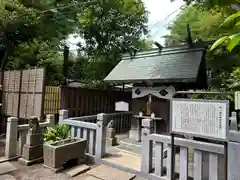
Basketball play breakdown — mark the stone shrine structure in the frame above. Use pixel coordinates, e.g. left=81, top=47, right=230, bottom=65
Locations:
left=106, top=120, right=117, bottom=146
left=19, top=116, right=44, bottom=165
left=104, top=43, right=208, bottom=142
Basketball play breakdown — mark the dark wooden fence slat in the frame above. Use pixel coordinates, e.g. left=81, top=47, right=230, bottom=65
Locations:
left=60, top=87, right=131, bottom=117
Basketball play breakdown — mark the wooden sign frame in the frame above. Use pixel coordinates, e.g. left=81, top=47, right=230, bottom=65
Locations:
left=170, top=98, right=229, bottom=142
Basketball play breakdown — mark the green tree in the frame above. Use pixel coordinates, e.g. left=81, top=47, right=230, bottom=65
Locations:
left=166, top=5, right=240, bottom=90
left=211, top=11, right=240, bottom=52
left=0, top=0, right=148, bottom=85
left=0, top=0, right=92, bottom=69
left=172, top=0, right=240, bottom=8
left=72, top=0, right=148, bottom=83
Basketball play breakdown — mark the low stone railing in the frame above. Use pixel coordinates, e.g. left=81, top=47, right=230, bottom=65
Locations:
left=61, top=111, right=132, bottom=134
left=141, top=118, right=225, bottom=180
left=5, top=114, right=55, bottom=160
left=59, top=110, right=107, bottom=160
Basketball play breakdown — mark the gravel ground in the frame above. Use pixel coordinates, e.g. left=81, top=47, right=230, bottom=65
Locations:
left=1, top=162, right=145, bottom=180
left=8, top=162, right=71, bottom=180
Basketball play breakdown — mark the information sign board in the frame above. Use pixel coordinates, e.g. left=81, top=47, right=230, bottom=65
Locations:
left=115, top=101, right=129, bottom=112
left=171, top=99, right=229, bottom=141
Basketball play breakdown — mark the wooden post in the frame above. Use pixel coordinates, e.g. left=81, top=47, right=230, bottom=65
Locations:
left=59, top=109, right=68, bottom=124
left=63, top=45, right=69, bottom=86
left=141, top=118, right=153, bottom=173
left=95, top=113, right=107, bottom=159
left=5, top=117, right=18, bottom=159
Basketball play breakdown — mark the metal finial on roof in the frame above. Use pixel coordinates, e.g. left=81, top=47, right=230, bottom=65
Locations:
left=186, top=24, right=193, bottom=48
left=154, top=42, right=163, bottom=52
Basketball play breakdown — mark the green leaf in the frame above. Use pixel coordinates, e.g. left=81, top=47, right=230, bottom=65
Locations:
left=222, top=11, right=240, bottom=26
left=43, top=124, right=71, bottom=143
left=227, top=33, right=240, bottom=52
left=210, top=36, right=228, bottom=51
left=236, top=21, right=240, bottom=26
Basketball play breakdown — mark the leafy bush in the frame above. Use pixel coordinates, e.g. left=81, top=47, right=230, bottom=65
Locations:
left=44, top=124, right=71, bottom=144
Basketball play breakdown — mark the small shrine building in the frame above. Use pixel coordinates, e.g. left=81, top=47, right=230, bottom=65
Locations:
left=104, top=43, right=208, bottom=141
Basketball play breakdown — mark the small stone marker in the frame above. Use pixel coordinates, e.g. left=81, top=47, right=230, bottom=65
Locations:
left=18, top=116, right=43, bottom=165
left=64, top=164, right=91, bottom=177
left=106, top=120, right=117, bottom=146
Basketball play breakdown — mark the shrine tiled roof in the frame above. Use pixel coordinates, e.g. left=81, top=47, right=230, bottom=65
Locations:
left=104, top=44, right=206, bottom=85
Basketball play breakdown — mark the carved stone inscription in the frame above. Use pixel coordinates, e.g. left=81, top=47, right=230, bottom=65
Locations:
left=171, top=100, right=228, bottom=140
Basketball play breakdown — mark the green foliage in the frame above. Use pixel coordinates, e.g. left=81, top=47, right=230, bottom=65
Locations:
left=190, top=91, right=233, bottom=101
left=210, top=36, right=228, bottom=51
left=0, top=0, right=149, bottom=85
left=72, top=0, right=148, bottom=82
left=172, top=0, right=240, bottom=8
left=166, top=5, right=225, bottom=42
left=44, top=124, right=71, bottom=144
left=210, top=11, right=240, bottom=52
left=166, top=5, right=240, bottom=91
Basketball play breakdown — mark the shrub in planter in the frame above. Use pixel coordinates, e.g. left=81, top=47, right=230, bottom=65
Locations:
left=44, top=124, right=71, bottom=144
left=43, top=124, right=86, bottom=171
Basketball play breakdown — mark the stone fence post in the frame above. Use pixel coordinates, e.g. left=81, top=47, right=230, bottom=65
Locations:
left=95, top=113, right=107, bottom=160
left=228, top=130, right=240, bottom=180
left=5, top=117, right=18, bottom=159
left=59, top=110, right=68, bottom=124
left=141, top=118, right=153, bottom=174
left=46, top=114, right=55, bottom=127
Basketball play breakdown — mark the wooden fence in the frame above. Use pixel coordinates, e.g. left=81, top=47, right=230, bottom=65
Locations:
left=0, top=68, right=46, bottom=135
left=60, top=86, right=132, bottom=117
left=2, top=68, right=46, bottom=118
left=44, top=86, right=60, bottom=115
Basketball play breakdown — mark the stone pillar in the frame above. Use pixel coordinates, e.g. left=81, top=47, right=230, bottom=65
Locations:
left=46, top=114, right=55, bottom=127
left=228, top=130, right=240, bottom=180
left=5, top=117, right=18, bottom=159
left=230, top=112, right=237, bottom=130
left=59, top=109, right=68, bottom=124
left=129, top=112, right=142, bottom=142
left=95, top=113, right=107, bottom=160
left=141, top=118, right=153, bottom=173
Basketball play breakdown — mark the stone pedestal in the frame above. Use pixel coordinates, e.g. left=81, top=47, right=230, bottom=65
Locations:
left=106, top=128, right=117, bottom=146
left=129, top=117, right=141, bottom=142
left=18, top=133, right=43, bottom=165
left=19, top=116, right=44, bottom=165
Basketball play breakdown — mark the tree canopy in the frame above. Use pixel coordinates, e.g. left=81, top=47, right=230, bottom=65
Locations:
left=0, top=0, right=149, bottom=86
left=172, top=0, right=240, bottom=8
left=166, top=4, right=240, bottom=91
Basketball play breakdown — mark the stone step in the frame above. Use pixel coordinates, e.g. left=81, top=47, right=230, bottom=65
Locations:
left=0, top=162, right=17, bottom=176
left=64, top=164, right=91, bottom=177
left=86, top=165, right=136, bottom=180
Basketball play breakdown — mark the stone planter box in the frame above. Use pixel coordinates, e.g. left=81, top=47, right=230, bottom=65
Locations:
left=43, top=138, right=86, bottom=171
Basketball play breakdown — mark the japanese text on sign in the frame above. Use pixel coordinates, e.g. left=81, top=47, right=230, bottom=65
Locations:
left=171, top=100, right=228, bottom=140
